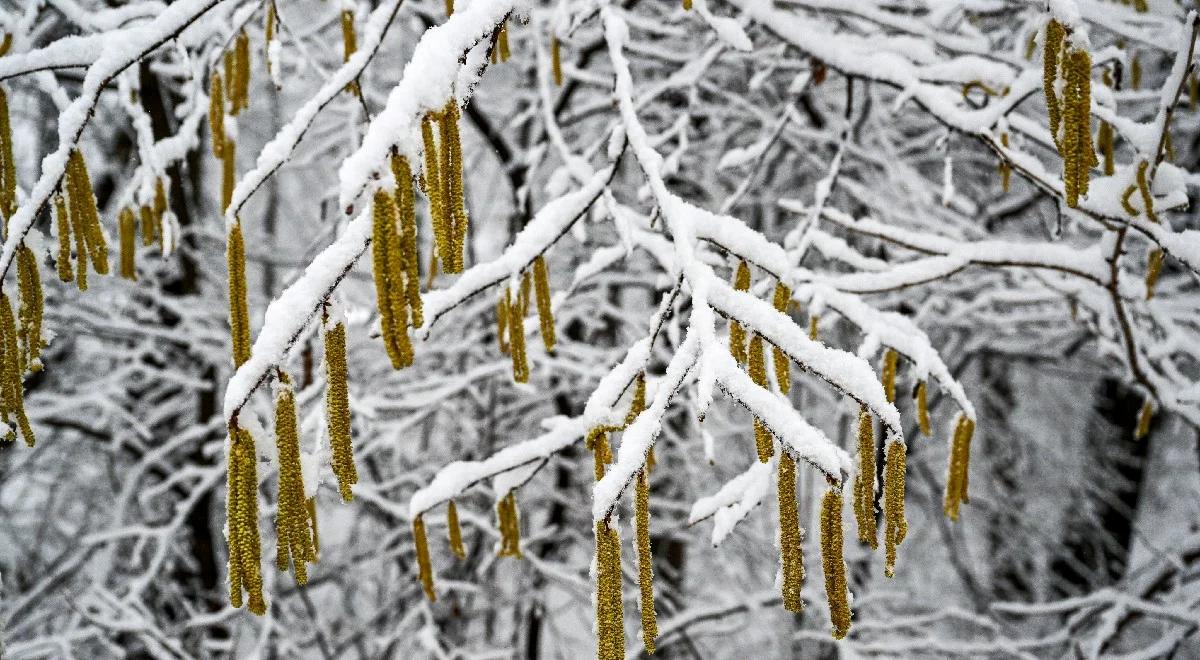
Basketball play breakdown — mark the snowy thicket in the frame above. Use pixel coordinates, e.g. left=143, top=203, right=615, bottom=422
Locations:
left=1, top=0, right=1199, bottom=657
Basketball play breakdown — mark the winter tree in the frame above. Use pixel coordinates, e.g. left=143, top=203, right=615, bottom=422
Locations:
left=1, top=0, right=1199, bottom=657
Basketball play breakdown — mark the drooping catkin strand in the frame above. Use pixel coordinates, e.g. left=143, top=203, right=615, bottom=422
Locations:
left=119, top=208, right=137, bottom=281
left=853, top=405, right=877, bottom=549
left=820, top=488, right=851, bottom=640
left=1136, top=160, right=1157, bottom=223
left=551, top=35, right=563, bottom=86
left=222, top=138, right=236, bottom=212
left=421, top=114, right=449, bottom=269
left=496, top=491, right=522, bottom=558
left=943, top=413, right=976, bottom=521
left=227, top=426, right=265, bottom=614
left=916, top=380, right=932, bottom=436
left=227, top=221, right=252, bottom=368
left=265, top=2, right=277, bottom=51
left=507, top=278, right=530, bottom=383
left=341, top=10, right=361, bottom=97
left=1145, top=248, right=1164, bottom=300
left=0, top=295, right=33, bottom=446
left=16, top=245, right=43, bottom=372
left=324, top=320, right=357, bottom=502
left=1135, top=401, right=1154, bottom=439
left=139, top=205, right=154, bottom=249
left=777, top=453, right=804, bottom=613
left=595, top=519, right=625, bottom=660
left=683, top=0, right=692, bottom=10
left=882, top=440, right=907, bottom=578
left=1098, top=121, right=1114, bottom=176
left=729, top=261, right=750, bottom=363
left=880, top=348, right=898, bottom=404
left=626, top=373, right=646, bottom=426
left=1130, top=54, right=1142, bottom=90
left=634, top=470, right=657, bottom=652
left=1043, top=20, right=1066, bottom=146
left=496, top=292, right=510, bottom=355
left=444, top=0, right=454, bottom=16
left=588, top=428, right=612, bottom=482
left=307, top=497, right=320, bottom=557
left=0, top=87, right=16, bottom=219
left=809, top=314, right=819, bottom=341
left=1121, top=185, right=1140, bottom=216
left=498, top=20, right=511, bottom=62
left=209, top=73, right=225, bottom=157
left=390, top=155, right=423, bottom=327
left=233, top=30, right=250, bottom=114
left=532, top=255, right=557, bottom=353
left=153, top=178, right=167, bottom=246
left=998, top=133, right=1011, bottom=193
left=224, top=51, right=236, bottom=105
left=772, top=283, right=791, bottom=394
left=1061, top=46, right=1096, bottom=209
left=749, top=334, right=774, bottom=463
left=65, top=149, right=108, bottom=275
left=440, top=100, right=468, bottom=273
left=54, top=195, right=73, bottom=283
left=68, top=186, right=89, bottom=290
left=371, top=190, right=414, bottom=369
left=274, top=374, right=315, bottom=585
left=447, top=500, right=466, bottom=559
left=413, top=514, right=437, bottom=601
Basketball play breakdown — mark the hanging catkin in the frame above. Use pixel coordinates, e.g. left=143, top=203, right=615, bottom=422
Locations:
left=227, top=425, right=265, bottom=614
left=749, top=334, right=773, bottom=462
left=589, top=427, right=612, bottom=482
left=390, top=155, right=423, bottom=327
left=809, top=314, right=819, bottom=341
left=232, top=30, right=250, bottom=114
left=551, top=35, right=563, bottom=86
left=998, top=133, right=1011, bottom=193
left=853, top=405, right=877, bottom=549
left=222, top=138, right=236, bottom=212
left=1145, top=248, right=1164, bottom=300
left=0, top=295, right=34, bottom=447
left=916, top=381, right=932, bottom=436
left=1135, top=401, right=1154, bottom=439
left=777, top=452, right=804, bottom=613
left=119, top=208, right=137, bottom=280
left=324, top=318, right=357, bottom=502
left=307, top=497, right=320, bottom=557
left=413, top=514, right=437, bottom=601
left=496, top=491, right=522, bottom=557
left=68, top=183, right=89, bottom=290
left=421, top=113, right=448, bottom=271
left=275, top=374, right=315, bottom=585
left=227, top=221, right=252, bottom=368
left=729, top=261, right=750, bottom=363
left=439, top=100, right=468, bottom=273
left=820, top=488, right=851, bottom=639
left=533, top=255, right=555, bottom=353
left=54, top=194, right=73, bottom=283
left=1136, top=160, right=1158, bottom=223
left=497, top=21, right=511, bottom=62
left=880, top=348, right=898, bottom=403
left=447, top=500, right=466, bottom=559
left=371, top=189, right=414, bottom=369
left=882, top=440, right=907, bottom=578
left=496, top=292, right=510, bottom=355
left=341, top=10, right=361, bottom=97
left=772, top=283, right=791, bottom=394
left=595, top=518, right=625, bottom=660
left=634, top=469, right=657, bottom=653
left=1098, top=121, right=1114, bottom=176
left=209, top=73, right=225, bottom=157
left=152, top=178, right=167, bottom=247
left=16, top=245, right=43, bottom=372
left=0, top=86, right=16, bottom=219
left=1044, top=20, right=1096, bottom=208
left=507, top=276, right=530, bottom=383
left=65, top=149, right=108, bottom=275
left=943, top=413, right=976, bottom=521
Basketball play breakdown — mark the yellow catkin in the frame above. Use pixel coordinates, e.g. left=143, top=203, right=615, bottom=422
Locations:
left=626, top=373, right=646, bottom=426
left=820, top=488, right=851, bottom=640
left=440, top=100, right=468, bottom=273
left=496, top=491, right=522, bottom=558
left=413, top=514, right=437, bottom=601
left=0, top=87, right=16, bottom=219
left=1061, top=46, right=1096, bottom=209
left=595, top=519, right=625, bottom=660
left=809, top=314, right=819, bottom=341
left=551, top=35, right=563, bottom=86
left=233, top=30, right=250, bottom=114
left=0, top=295, right=33, bottom=446
left=507, top=278, right=530, bottom=383
left=1121, top=185, right=1140, bottom=216
left=943, top=414, right=976, bottom=521
left=589, top=428, right=611, bottom=482
left=325, top=320, right=357, bottom=502
left=772, top=283, right=791, bottom=394
left=275, top=375, right=314, bottom=585
left=16, top=245, right=43, bottom=372
left=54, top=194, right=73, bottom=283
left=496, top=292, right=510, bottom=355
left=853, top=405, right=877, bottom=549
left=371, top=190, right=413, bottom=369
left=533, top=255, right=555, bottom=353
left=222, top=138, right=236, bottom=212
left=227, top=425, right=265, bottom=614
left=1135, top=401, right=1153, bottom=439
left=1145, top=248, right=1164, bottom=300
left=729, top=261, right=750, bottom=363
left=445, top=0, right=454, bottom=16
left=265, top=2, right=277, bottom=52
left=1098, top=121, right=1114, bottom=176
left=778, top=453, right=804, bottom=613
left=635, top=470, right=657, bottom=652
left=391, top=155, right=423, bottom=327
left=0, top=34, right=9, bottom=57
left=307, top=497, right=320, bottom=557
left=880, top=348, right=898, bottom=404
left=65, top=149, right=108, bottom=275
left=224, top=51, right=236, bottom=105
left=153, top=178, right=167, bottom=246
left=139, top=205, right=154, bottom=249
left=119, top=208, right=137, bottom=280
left=882, top=440, right=907, bottom=578
left=421, top=114, right=448, bottom=270
left=447, top=500, right=466, bottom=559
left=998, top=133, right=1011, bottom=193
left=341, top=10, right=361, bottom=97
left=1136, top=160, right=1157, bottom=223
left=68, top=189, right=88, bottom=291
left=749, top=334, right=774, bottom=462
left=1043, top=20, right=1066, bottom=146
left=227, top=221, right=251, bottom=368
left=498, top=21, right=511, bottom=62
left=683, top=0, right=692, bottom=10
left=209, top=73, right=225, bottom=158
left=1189, top=73, right=1198, bottom=111
left=1131, top=54, right=1142, bottom=90
left=916, top=380, right=932, bottom=436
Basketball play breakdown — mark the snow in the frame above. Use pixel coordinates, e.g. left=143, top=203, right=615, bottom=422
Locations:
left=688, top=460, right=773, bottom=545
